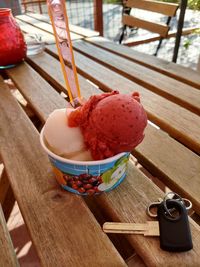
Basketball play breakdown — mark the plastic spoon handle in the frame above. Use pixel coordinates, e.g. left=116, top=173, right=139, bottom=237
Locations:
left=47, top=0, right=81, bottom=107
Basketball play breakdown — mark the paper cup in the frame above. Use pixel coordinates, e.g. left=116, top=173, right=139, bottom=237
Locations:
left=40, top=128, right=130, bottom=196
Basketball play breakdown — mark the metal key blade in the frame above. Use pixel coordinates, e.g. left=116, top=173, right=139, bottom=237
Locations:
left=103, top=222, right=159, bottom=236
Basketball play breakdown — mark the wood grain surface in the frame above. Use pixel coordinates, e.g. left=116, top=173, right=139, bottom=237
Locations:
left=0, top=205, right=19, bottom=267
left=134, top=124, right=200, bottom=213
left=16, top=14, right=82, bottom=41
left=25, top=52, right=101, bottom=99
left=85, top=36, right=200, bottom=89
left=26, top=13, right=100, bottom=38
left=2, top=57, right=200, bottom=265
left=95, top=163, right=200, bottom=267
left=7, top=63, right=68, bottom=123
left=0, top=77, right=126, bottom=267
left=16, top=18, right=55, bottom=44
left=126, top=0, right=178, bottom=16
left=126, top=253, right=146, bottom=267
left=10, top=54, right=200, bottom=215
left=72, top=40, right=200, bottom=115
left=2, top=19, right=200, bottom=266
left=122, top=15, right=169, bottom=38
left=45, top=45, right=200, bottom=154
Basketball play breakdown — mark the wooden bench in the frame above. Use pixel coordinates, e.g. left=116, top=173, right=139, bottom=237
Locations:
left=0, top=76, right=128, bottom=266
left=0, top=204, right=19, bottom=267
left=14, top=49, right=200, bottom=216
left=70, top=40, right=200, bottom=116
left=25, top=13, right=100, bottom=38
left=85, top=36, right=200, bottom=90
left=16, top=13, right=99, bottom=42
left=2, top=56, right=200, bottom=265
left=120, top=0, right=179, bottom=43
left=1, top=16, right=200, bottom=265
left=21, top=0, right=46, bottom=14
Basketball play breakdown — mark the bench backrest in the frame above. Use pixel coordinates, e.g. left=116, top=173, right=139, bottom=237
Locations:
left=21, top=0, right=46, bottom=14
left=122, top=0, right=179, bottom=37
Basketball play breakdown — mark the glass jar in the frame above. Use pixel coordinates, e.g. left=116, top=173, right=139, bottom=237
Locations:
left=0, top=8, right=27, bottom=69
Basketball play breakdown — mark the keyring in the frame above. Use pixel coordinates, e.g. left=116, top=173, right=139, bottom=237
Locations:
left=147, top=202, right=161, bottom=218
left=146, top=199, right=162, bottom=218
left=166, top=192, right=192, bottom=210
left=163, top=192, right=192, bottom=218
left=147, top=193, right=192, bottom=218
left=163, top=192, right=183, bottom=217
left=182, top=198, right=192, bottom=210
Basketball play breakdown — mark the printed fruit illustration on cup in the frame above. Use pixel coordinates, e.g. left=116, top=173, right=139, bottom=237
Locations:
left=60, top=154, right=130, bottom=195
left=98, top=155, right=129, bottom=191
left=63, top=173, right=103, bottom=195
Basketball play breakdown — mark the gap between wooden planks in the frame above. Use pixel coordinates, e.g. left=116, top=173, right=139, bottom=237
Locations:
left=0, top=77, right=127, bottom=267
left=6, top=60, right=200, bottom=214
left=4, top=66, right=200, bottom=266
left=85, top=36, right=200, bottom=90
left=44, top=46, right=200, bottom=154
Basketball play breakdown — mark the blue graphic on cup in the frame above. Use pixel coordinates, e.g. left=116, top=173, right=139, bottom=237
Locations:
left=40, top=128, right=130, bottom=195
left=48, top=153, right=130, bottom=195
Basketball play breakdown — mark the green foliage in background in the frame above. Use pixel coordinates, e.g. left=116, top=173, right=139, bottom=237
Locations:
left=104, top=0, right=122, bottom=3
left=159, top=0, right=200, bottom=10
left=105, top=0, right=200, bottom=10
left=188, top=0, right=200, bottom=9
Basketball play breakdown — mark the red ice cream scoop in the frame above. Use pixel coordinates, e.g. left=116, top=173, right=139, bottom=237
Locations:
left=68, top=91, right=147, bottom=160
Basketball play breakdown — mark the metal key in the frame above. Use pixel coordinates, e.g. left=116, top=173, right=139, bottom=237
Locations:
left=103, top=221, right=159, bottom=236
left=103, top=193, right=193, bottom=252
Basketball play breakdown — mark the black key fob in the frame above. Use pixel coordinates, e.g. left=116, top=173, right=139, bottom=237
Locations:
left=157, top=199, right=193, bottom=252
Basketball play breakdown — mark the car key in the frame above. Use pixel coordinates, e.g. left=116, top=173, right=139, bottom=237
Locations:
left=157, top=198, right=193, bottom=252
left=103, top=221, right=160, bottom=236
left=103, top=193, right=193, bottom=252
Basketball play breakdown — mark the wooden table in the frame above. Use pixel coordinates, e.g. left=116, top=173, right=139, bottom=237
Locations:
left=0, top=13, right=200, bottom=267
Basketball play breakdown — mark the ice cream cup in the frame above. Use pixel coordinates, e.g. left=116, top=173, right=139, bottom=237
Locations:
left=40, top=128, right=130, bottom=196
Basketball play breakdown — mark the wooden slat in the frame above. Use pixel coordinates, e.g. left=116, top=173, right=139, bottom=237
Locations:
left=6, top=62, right=101, bottom=122
left=124, top=27, right=200, bottom=46
left=126, top=254, right=146, bottom=267
left=22, top=0, right=46, bottom=4
left=134, top=124, right=200, bottom=214
left=6, top=62, right=67, bottom=123
left=71, top=40, right=200, bottom=115
left=5, top=61, right=200, bottom=266
left=16, top=14, right=82, bottom=40
left=85, top=36, right=200, bottom=89
left=126, top=0, right=178, bottom=16
left=25, top=54, right=101, bottom=97
left=26, top=13, right=100, bottom=38
left=95, top=163, right=200, bottom=267
left=13, top=53, right=200, bottom=214
left=16, top=18, right=55, bottom=44
left=122, top=15, right=169, bottom=37
left=45, top=45, right=200, bottom=154
left=0, top=77, right=126, bottom=267
left=22, top=0, right=45, bottom=14
left=0, top=205, right=19, bottom=267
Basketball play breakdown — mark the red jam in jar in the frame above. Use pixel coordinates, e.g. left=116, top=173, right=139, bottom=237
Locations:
left=0, top=8, right=27, bottom=69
